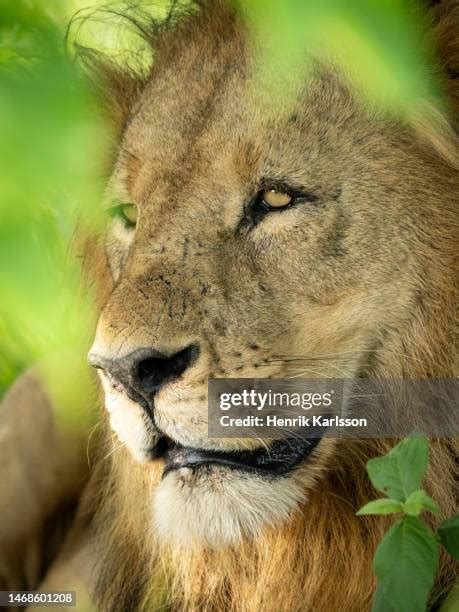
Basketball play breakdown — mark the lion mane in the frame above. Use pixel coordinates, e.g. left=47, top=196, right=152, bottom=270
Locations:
left=75, top=1, right=458, bottom=610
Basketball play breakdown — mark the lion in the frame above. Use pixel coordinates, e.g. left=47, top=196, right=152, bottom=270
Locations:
left=0, top=1, right=457, bottom=611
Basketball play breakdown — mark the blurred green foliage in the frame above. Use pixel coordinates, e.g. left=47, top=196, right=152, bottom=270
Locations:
left=0, top=1, right=163, bottom=405
left=0, top=0, right=447, bottom=404
left=0, top=0, right=107, bottom=410
left=246, top=0, right=443, bottom=116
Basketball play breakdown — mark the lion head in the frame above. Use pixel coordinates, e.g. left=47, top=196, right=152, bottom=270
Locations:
left=81, top=1, right=458, bottom=609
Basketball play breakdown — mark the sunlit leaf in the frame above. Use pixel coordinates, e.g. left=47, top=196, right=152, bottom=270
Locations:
left=366, top=434, right=429, bottom=502
left=403, top=489, right=439, bottom=517
left=357, top=499, right=404, bottom=516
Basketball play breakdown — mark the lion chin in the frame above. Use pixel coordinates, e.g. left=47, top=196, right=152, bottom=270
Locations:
left=105, top=388, right=321, bottom=548
left=100, top=370, right=325, bottom=547
left=153, top=465, right=307, bottom=548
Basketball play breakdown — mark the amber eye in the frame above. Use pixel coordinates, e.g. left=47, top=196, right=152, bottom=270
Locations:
left=109, top=203, right=138, bottom=229
left=261, top=189, right=293, bottom=210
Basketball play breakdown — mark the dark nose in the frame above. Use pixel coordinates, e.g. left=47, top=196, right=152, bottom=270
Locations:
left=88, top=345, right=200, bottom=398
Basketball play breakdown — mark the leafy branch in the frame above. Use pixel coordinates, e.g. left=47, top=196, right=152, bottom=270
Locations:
left=357, top=435, right=459, bottom=612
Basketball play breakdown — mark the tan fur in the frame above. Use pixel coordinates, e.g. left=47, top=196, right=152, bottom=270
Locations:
left=0, top=371, right=91, bottom=594
left=78, top=1, right=458, bottom=610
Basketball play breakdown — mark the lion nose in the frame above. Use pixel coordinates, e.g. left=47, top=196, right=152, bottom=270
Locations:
left=88, top=345, right=200, bottom=397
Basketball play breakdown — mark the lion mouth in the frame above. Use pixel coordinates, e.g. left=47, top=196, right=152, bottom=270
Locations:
left=158, top=436, right=322, bottom=478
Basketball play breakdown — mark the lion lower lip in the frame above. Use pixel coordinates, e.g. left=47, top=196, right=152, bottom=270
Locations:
left=159, top=436, right=322, bottom=478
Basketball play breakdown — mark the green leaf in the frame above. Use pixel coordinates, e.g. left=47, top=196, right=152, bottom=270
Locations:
left=372, top=516, right=439, bottom=612
left=357, top=499, right=403, bottom=516
left=402, top=490, right=439, bottom=517
left=366, top=435, right=429, bottom=502
left=438, top=515, right=459, bottom=561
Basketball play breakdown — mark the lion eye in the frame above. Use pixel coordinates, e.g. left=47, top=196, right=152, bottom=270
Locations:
left=241, top=182, right=319, bottom=230
left=261, top=189, right=293, bottom=210
left=109, top=203, right=138, bottom=229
